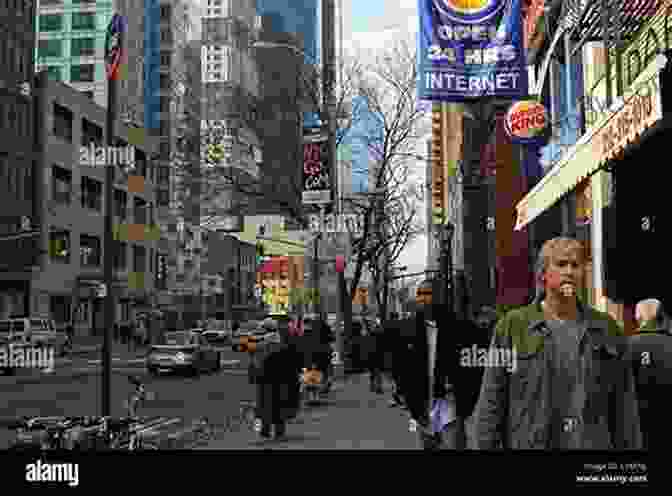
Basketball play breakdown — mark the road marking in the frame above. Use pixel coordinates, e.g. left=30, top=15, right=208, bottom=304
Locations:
left=133, top=417, right=181, bottom=435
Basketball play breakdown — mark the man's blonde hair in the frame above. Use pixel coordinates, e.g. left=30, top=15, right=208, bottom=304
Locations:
left=533, top=237, right=585, bottom=300
left=535, top=237, right=585, bottom=277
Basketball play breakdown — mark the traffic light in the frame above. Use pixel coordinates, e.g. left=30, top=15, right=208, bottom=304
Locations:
left=255, top=242, right=264, bottom=264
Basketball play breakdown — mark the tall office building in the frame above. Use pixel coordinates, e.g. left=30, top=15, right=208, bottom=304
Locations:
left=0, top=0, right=38, bottom=317
left=256, top=0, right=318, bottom=64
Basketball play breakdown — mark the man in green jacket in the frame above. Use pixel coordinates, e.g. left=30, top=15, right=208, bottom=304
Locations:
left=473, top=237, right=641, bottom=449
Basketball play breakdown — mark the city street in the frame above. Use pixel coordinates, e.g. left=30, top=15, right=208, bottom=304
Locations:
left=0, top=347, right=251, bottom=449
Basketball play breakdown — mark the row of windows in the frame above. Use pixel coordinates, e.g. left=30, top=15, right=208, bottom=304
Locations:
left=0, top=0, right=33, bottom=17
left=0, top=155, right=32, bottom=201
left=38, top=38, right=95, bottom=58
left=0, top=100, right=31, bottom=138
left=52, top=165, right=155, bottom=221
left=0, top=35, right=29, bottom=78
left=49, top=229, right=155, bottom=272
left=38, top=63, right=94, bottom=82
left=39, top=13, right=96, bottom=32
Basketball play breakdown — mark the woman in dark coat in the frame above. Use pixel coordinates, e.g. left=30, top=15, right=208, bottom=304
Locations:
left=254, top=328, right=304, bottom=439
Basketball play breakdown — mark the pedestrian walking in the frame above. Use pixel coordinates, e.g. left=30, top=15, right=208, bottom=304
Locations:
left=628, top=298, right=672, bottom=451
left=473, top=236, right=641, bottom=449
left=362, top=316, right=384, bottom=394
left=251, top=326, right=304, bottom=440
left=395, top=301, right=454, bottom=450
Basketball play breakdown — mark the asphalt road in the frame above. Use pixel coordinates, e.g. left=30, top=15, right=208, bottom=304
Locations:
left=0, top=348, right=254, bottom=449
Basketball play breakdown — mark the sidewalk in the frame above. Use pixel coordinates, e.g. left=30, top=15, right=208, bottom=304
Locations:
left=195, top=374, right=421, bottom=450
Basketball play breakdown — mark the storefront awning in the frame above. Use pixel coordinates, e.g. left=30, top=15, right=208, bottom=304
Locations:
left=514, top=56, right=666, bottom=231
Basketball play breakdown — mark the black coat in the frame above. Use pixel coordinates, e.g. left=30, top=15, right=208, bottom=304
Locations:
left=627, top=327, right=672, bottom=451
left=393, top=312, right=491, bottom=423
left=254, top=342, right=303, bottom=425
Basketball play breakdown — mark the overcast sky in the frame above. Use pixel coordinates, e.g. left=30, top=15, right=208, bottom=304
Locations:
left=343, top=0, right=428, bottom=279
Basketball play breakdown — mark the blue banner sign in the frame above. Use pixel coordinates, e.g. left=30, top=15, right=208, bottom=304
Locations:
left=417, top=0, right=527, bottom=101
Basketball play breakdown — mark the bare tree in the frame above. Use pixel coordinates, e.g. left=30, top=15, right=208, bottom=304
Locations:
left=340, top=35, right=427, bottom=318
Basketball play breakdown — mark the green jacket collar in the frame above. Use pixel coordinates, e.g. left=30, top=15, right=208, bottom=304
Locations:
left=520, top=299, right=608, bottom=337
left=637, top=319, right=666, bottom=334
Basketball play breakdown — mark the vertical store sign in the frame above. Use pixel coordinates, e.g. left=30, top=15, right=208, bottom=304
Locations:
left=431, top=105, right=447, bottom=224
left=417, top=0, right=528, bottom=101
left=104, top=14, right=125, bottom=81
left=302, top=132, right=332, bottom=204
left=144, top=0, right=161, bottom=131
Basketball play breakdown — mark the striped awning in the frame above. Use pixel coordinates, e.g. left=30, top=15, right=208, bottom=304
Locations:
left=515, top=57, right=665, bottom=231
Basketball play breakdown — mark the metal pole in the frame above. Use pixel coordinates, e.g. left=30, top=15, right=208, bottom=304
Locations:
left=102, top=28, right=121, bottom=418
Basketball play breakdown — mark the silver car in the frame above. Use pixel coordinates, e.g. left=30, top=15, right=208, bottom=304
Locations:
left=147, top=331, right=221, bottom=376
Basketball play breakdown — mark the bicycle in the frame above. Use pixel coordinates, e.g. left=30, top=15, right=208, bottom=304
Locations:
left=10, top=416, right=95, bottom=450
left=96, top=416, right=160, bottom=450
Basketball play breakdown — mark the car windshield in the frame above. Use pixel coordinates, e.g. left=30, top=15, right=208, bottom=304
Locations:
left=161, top=332, right=194, bottom=346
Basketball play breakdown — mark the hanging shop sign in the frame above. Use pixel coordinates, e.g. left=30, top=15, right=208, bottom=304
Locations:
left=504, top=100, right=548, bottom=144
left=104, top=14, right=125, bottom=81
left=302, top=133, right=332, bottom=205
left=417, top=0, right=528, bottom=101
left=514, top=56, right=665, bottom=231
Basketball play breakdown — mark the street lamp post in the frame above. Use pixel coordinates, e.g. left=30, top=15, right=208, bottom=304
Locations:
left=101, top=13, right=124, bottom=417
left=440, top=222, right=455, bottom=314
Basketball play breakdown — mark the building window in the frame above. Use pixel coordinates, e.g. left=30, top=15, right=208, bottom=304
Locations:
left=52, top=165, right=72, bottom=205
left=39, top=14, right=63, bottom=32
left=80, top=176, right=102, bottom=211
left=160, top=97, right=169, bottom=113
left=49, top=229, right=70, bottom=263
left=25, top=165, right=32, bottom=201
left=157, top=189, right=169, bottom=206
left=134, top=198, right=147, bottom=224
left=160, top=29, right=172, bottom=43
left=52, top=103, right=73, bottom=142
left=133, top=245, right=146, bottom=273
left=80, top=234, right=101, bottom=266
left=160, top=51, right=171, bottom=67
left=38, top=39, right=62, bottom=58
left=71, top=12, right=95, bottom=30
left=45, top=66, right=61, bottom=81
left=160, top=5, right=171, bottom=20
left=81, top=118, right=102, bottom=147
left=71, top=38, right=95, bottom=57
left=159, top=74, right=169, bottom=90
left=114, top=189, right=127, bottom=219
left=113, top=241, right=127, bottom=269
left=157, top=166, right=170, bottom=185
left=71, top=64, right=94, bottom=82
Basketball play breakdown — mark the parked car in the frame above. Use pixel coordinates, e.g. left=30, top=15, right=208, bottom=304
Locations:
left=146, top=331, right=221, bottom=376
left=230, top=321, right=275, bottom=351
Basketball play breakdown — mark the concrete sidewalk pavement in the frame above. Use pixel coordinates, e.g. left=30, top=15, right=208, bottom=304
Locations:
left=195, top=374, right=420, bottom=450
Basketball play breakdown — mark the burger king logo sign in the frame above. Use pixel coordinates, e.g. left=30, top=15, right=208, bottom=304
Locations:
left=504, top=100, right=548, bottom=144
